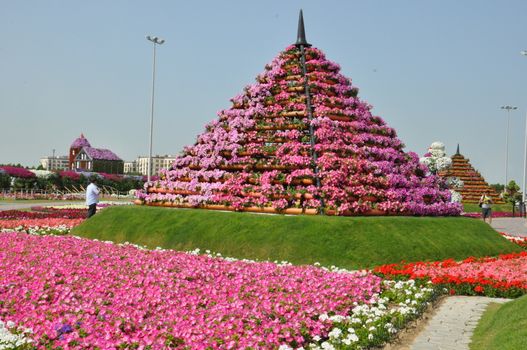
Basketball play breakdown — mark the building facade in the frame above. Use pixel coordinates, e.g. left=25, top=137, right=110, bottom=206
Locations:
left=124, top=161, right=137, bottom=174
left=69, top=134, right=124, bottom=174
left=69, top=134, right=91, bottom=170
left=135, top=155, right=175, bottom=176
left=39, top=156, right=69, bottom=171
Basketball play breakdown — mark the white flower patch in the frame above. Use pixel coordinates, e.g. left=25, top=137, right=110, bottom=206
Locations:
left=0, top=320, right=33, bottom=349
left=306, top=279, right=439, bottom=350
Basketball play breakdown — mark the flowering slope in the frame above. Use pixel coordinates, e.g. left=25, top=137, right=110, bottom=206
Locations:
left=375, top=252, right=527, bottom=298
left=138, top=45, right=460, bottom=216
left=0, top=232, right=382, bottom=349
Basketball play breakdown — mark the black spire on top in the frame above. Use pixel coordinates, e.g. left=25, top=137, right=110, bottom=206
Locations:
left=456, top=144, right=460, bottom=155
left=295, top=9, right=311, bottom=48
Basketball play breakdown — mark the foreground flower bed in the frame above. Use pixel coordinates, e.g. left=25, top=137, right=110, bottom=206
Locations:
left=0, top=233, right=438, bottom=349
left=374, top=252, right=527, bottom=298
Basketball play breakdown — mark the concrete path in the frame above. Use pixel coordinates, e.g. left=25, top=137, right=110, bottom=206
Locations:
left=410, top=296, right=510, bottom=350
left=490, top=217, right=527, bottom=237
left=0, top=201, right=84, bottom=211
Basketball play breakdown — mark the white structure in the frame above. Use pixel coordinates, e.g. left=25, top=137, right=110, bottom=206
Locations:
left=124, top=161, right=137, bottom=174
left=39, top=156, right=69, bottom=171
left=135, top=155, right=175, bottom=176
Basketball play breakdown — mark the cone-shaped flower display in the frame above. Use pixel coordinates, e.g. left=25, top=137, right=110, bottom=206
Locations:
left=137, top=42, right=461, bottom=216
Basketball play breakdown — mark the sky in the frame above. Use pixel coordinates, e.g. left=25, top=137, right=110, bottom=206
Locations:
left=1, top=0, right=527, bottom=186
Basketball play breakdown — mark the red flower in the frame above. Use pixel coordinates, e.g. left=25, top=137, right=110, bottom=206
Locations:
left=474, top=285, right=484, bottom=293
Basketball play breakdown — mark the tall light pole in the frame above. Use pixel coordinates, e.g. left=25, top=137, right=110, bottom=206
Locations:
left=146, top=35, right=165, bottom=183
left=501, top=105, right=518, bottom=191
left=521, top=51, right=527, bottom=205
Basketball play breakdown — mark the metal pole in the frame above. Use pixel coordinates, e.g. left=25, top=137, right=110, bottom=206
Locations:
left=148, top=42, right=157, bottom=183
left=298, top=45, right=325, bottom=210
left=505, top=109, right=510, bottom=188
left=523, top=111, right=527, bottom=212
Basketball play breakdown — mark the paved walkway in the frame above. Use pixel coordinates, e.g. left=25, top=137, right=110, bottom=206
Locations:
left=410, top=296, right=511, bottom=350
left=490, top=217, right=527, bottom=237
left=0, top=201, right=84, bottom=211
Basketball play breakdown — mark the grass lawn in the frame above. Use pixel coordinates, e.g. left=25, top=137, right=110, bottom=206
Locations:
left=470, top=295, right=527, bottom=350
left=463, top=203, right=513, bottom=213
left=72, top=206, right=522, bottom=270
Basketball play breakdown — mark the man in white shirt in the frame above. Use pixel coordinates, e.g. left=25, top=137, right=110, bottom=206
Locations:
left=86, top=177, right=100, bottom=218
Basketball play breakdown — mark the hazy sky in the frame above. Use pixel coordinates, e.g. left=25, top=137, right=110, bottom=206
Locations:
left=1, top=0, right=527, bottom=186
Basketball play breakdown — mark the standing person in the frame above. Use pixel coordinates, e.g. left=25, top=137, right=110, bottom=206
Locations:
left=86, top=177, right=100, bottom=218
left=479, top=190, right=493, bottom=224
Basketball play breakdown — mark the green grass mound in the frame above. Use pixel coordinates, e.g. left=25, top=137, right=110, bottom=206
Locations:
left=470, top=295, right=527, bottom=350
left=72, top=206, right=522, bottom=270
left=463, top=203, right=513, bottom=213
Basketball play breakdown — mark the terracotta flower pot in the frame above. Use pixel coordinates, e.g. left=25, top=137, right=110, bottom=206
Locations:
left=304, top=208, right=317, bottom=215
left=363, top=208, right=385, bottom=216
left=328, top=115, right=352, bottom=122
left=133, top=199, right=143, bottom=205
left=263, top=207, right=277, bottom=213
left=283, top=208, right=303, bottom=215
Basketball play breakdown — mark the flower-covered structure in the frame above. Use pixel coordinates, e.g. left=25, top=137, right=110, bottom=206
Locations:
left=68, top=134, right=124, bottom=174
left=439, top=145, right=504, bottom=204
left=137, top=12, right=461, bottom=216
left=420, top=142, right=463, bottom=204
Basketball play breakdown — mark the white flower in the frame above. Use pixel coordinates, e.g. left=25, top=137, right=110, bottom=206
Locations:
left=348, top=334, right=359, bottom=342
left=329, top=315, right=345, bottom=322
left=430, top=141, right=445, bottom=150
left=320, top=342, right=335, bottom=350
left=328, top=327, right=342, bottom=339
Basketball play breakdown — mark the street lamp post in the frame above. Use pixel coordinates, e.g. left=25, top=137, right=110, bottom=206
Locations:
left=501, top=105, right=518, bottom=192
left=521, top=51, right=527, bottom=210
left=146, top=35, right=165, bottom=183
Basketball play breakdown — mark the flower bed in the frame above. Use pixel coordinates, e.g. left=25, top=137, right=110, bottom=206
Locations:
left=0, top=209, right=86, bottom=220
left=462, top=211, right=516, bottom=218
left=374, top=252, right=527, bottom=298
left=0, top=192, right=84, bottom=201
left=0, top=218, right=84, bottom=235
left=0, top=233, right=438, bottom=349
left=500, top=232, right=527, bottom=249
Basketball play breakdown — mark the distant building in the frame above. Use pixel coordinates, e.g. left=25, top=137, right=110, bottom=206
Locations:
left=124, top=161, right=137, bottom=174
left=69, top=134, right=124, bottom=174
left=135, top=155, right=175, bottom=176
left=39, top=156, right=69, bottom=171
left=69, top=134, right=91, bottom=170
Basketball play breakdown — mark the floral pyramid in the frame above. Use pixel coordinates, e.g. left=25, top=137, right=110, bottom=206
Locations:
left=137, top=14, right=460, bottom=216
left=439, top=147, right=504, bottom=204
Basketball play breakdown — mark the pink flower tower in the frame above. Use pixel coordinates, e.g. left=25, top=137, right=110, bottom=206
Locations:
left=137, top=11, right=461, bottom=216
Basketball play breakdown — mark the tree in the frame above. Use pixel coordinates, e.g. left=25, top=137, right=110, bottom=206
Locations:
left=503, top=181, right=522, bottom=214
left=490, top=183, right=504, bottom=193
